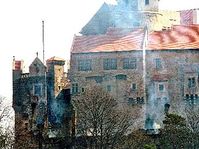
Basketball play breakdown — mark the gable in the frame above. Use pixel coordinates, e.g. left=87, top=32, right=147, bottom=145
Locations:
left=29, top=57, right=46, bottom=76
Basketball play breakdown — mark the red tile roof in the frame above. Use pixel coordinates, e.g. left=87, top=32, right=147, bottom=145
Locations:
left=14, top=61, right=22, bottom=70
left=46, top=56, right=65, bottom=62
left=71, top=25, right=199, bottom=53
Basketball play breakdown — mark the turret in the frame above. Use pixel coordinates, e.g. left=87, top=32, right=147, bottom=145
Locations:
left=46, top=56, right=65, bottom=97
left=12, top=56, right=23, bottom=81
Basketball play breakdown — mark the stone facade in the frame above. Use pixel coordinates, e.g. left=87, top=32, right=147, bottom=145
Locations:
left=70, top=50, right=199, bottom=106
left=13, top=56, right=75, bottom=148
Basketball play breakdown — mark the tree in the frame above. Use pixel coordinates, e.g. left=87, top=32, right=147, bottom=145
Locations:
left=159, top=113, right=190, bottom=148
left=0, top=96, right=14, bottom=148
left=185, top=105, right=199, bottom=148
left=73, top=86, right=135, bottom=149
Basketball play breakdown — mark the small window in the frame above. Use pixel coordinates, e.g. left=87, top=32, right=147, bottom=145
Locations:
left=154, top=58, right=162, bottom=70
left=103, top=59, right=117, bottom=70
left=34, top=84, right=42, bottom=97
left=82, top=88, right=85, bottom=92
left=145, top=0, right=149, bottom=5
left=128, top=98, right=136, bottom=105
left=86, top=76, right=103, bottom=83
left=107, top=85, right=111, bottom=92
left=58, top=86, right=61, bottom=90
left=163, top=97, right=168, bottom=102
left=116, top=74, right=127, bottom=80
left=123, top=58, right=137, bottom=69
left=159, top=84, right=164, bottom=91
left=131, top=83, right=137, bottom=91
left=188, top=77, right=196, bottom=88
left=78, top=59, right=92, bottom=71
left=72, top=83, right=78, bottom=94
left=137, top=97, right=144, bottom=104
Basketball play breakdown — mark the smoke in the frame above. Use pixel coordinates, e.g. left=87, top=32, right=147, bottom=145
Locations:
left=145, top=86, right=170, bottom=129
left=49, top=99, right=65, bottom=125
left=111, top=0, right=140, bottom=28
left=36, top=98, right=47, bottom=126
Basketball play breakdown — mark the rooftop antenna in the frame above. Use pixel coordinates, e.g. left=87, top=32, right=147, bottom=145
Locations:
left=42, top=20, right=45, bottom=64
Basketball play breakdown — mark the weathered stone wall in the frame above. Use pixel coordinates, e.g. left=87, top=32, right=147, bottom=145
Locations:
left=70, top=49, right=199, bottom=106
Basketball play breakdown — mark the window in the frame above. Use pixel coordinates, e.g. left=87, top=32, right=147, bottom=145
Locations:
left=78, top=59, right=92, bottom=71
left=123, top=58, right=137, bottom=69
left=86, top=76, right=103, bottom=83
left=128, top=98, right=136, bottom=105
left=115, top=74, right=127, bottom=80
left=145, top=0, right=149, bottom=5
left=72, top=83, right=78, bottom=94
left=131, top=83, right=137, bottom=91
left=163, top=97, right=168, bottom=102
left=103, top=59, right=117, bottom=70
left=82, top=88, right=85, bottom=92
left=137, top=97, right=144, bottom=104
left=154, top=58, right=162, bottom=70
left=107, top=85, right=111, bottom=92
left=188, top=77, right=196, bottom=88
left=33, top=84, right=42, bottom=97
left=159, top=84, right=164, bottom=91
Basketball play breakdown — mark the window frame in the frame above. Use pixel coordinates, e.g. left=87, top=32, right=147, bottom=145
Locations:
left=72, top=83, right=78, bottom=94
left=154, top=58, right=162, bottom=70
left=131, top=83, right=137, bottom=91
left=78, top=59, right=92, bottom=71
left=123, top=58, right=137, bottom=69
left=158, top=84, right=164, bottom=92
left=103, top=58, right=117, bottom=70
left=188, top=77, right=196, bottom=88
left=33, top=83, right=43, bottom=97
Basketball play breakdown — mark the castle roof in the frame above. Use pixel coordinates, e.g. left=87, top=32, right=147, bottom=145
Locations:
left=46, top=56, right=65, bottom=62
left=29, top=57, right=45, bottom=68
left=71, top=25, right=199, bottom=54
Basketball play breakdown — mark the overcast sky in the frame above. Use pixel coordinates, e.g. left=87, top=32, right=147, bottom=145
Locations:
left=0, top=0, right=199, bottom=100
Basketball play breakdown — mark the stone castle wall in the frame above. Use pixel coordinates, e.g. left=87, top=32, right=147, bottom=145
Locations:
left=70, top=49, right=199, bottom=106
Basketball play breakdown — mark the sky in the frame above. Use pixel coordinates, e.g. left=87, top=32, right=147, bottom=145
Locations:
left=0, top=0, right=199, bottom=101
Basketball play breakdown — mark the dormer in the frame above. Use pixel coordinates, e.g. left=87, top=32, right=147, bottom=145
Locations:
left=29, top=57, right=46, bottom=76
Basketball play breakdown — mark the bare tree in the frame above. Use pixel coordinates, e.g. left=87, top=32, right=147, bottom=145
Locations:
left=185, top=105, right=199, bottom=147
left=73, top=86, right=137, bottom=149
left=0, top=96, right=14, bottom=148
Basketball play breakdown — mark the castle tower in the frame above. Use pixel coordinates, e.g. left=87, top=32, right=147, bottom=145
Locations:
left=46, top=56, right=65, bottom=98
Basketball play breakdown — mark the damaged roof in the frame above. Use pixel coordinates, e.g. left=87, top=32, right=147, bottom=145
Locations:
left=71, top=25, right=199, bottom=53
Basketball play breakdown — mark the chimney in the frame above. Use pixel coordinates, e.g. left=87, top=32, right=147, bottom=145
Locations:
left=12, top=56, right=23, bottom=81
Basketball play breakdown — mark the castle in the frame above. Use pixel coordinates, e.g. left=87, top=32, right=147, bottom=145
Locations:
left=12, top=0, right=199, bottom=147
left=12, top=55, right=75, bottom=148
left=69, top=0, right=199, bottom=128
